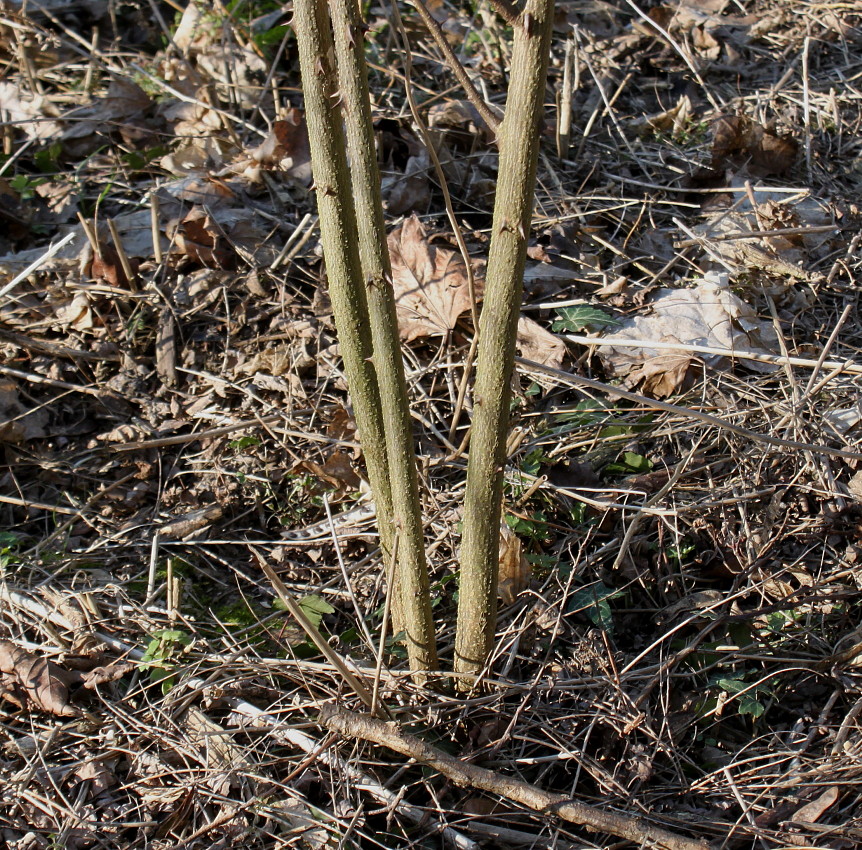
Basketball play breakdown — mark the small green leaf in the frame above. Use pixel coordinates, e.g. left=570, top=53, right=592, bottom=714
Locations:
left=552, top=305, right=621, bottom=333
left=738, top=695, right=765, bottom=718
left=298, top=595, right=335, bottom=629
left=604, top=451, right=652, bottom=475
left=229, top=435, right=261, bottom=450
left=568, top=581, right=622, bottom=632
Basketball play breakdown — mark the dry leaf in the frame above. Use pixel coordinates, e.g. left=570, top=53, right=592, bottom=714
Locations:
left=597, top=272, right=779, bottom=396
left=711, top=115, right=798, bottom=176
left=170, top=207, right=235, bottom=268
left=0, top=639, right=80, bottom=717
left=294, top=450, right=361, bottom=498
left=74, top=759, right=119, bottom=796
left=498, top=520, right=531, bottom=604
left=246, top=108, right=312, bottom=185
left=788, top=787, right=840, bottom=824
left=0, top=81, right=62, bottom=140
left=389, top=214, right=479, bottom=341
left=517, top=315, right=566, bottom=369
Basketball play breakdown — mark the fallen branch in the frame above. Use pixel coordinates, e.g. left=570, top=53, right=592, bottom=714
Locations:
left=320, top=705, right=711, bottom=850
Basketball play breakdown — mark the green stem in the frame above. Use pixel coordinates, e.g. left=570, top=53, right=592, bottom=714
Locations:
left=455, top=0, right=555, bottom=679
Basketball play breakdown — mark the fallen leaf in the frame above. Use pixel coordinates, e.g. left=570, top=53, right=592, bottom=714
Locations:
left=294, top=450, right=361, bottom=497
left=788, top=786, right=840, bottom=824
left=169, top=207, right=235, bottom=268
left=74, top=758, right=119, bottom=796
left=0, top=81, right=63, bottom=140
left=0, top=639, right=80, bottom=717
left=517, top=315, right=566, bottom=369
left=498, top=520, right=531, bottom=605
left=245, top=108, right=312, bottom=185
left=389, top=214, right=479, bottom=341
left=711, top=114, right=798, bottom=176
left=91, top=241, right=134, bottom=288
left=596, top=272, right=779, bottom=396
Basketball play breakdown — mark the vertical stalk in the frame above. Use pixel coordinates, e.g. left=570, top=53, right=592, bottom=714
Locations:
left=292, top=0, right=397, bottom=641
left=330, top=0, right=437, bottom=671
left=454, top=0, right=555, bottom=679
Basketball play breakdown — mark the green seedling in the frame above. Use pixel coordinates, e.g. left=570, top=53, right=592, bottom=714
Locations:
left=10, top=173, right=46, bottom=201
left=140, top=628, right=192, bottom=694
left=604, top=451, right=652, bottom=476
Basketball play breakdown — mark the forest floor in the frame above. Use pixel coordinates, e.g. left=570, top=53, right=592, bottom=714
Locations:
left=2, top=1, right=862, bottom=848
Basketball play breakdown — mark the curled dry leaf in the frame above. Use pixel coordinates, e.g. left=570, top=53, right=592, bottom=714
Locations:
left=388, top=214, right=480, bottom=341
left=498, top=520, right=531, bottom=605
left=711, top=114, right=798, bottom=176
left=0, top=639, right=80, bottom=717
left=597, top=272, right=778, bottom=398
left=517, top=315, right=566, bottom=369
left=244, top=108, right=312, bottom=186
left=169, top=207, right=235, bottom=268
left=293, top=450, right=361, bottom=499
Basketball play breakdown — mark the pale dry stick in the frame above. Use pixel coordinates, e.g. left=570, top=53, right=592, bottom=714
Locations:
left=150, top=193, right=163, bottom=264
left=0, top=230, right=76, bottom=301
left=579, top=51, right=638, bottom=160
left=145, top=530, right=161, bottom=603
left=82, top=26, right=99, bottom=92
left=107, top=218, right=137, bottom=291
left=675, top=224, right=837, bottom=247
left=387, top=2, right=483, bottom=445
left=271, top=213, right=316, bottom=270
left=832, top=696, right=862, bottom=756
left=0, top=364, right=103, bottom=397
left=604, top=172, right=811, bottom=196
left=721, top=766, right=761, bottom=840
left=0, top=589, right=479, bottom=850
left=672, top=216, right=738, bottom=274
left=802, top=34, right=813, bottom=180
left=0, top=132, right=36, bottom=178
left=323, top=495, right=377, bottom=656
left=514, top=356, right=862, bottom=461
left=0, top=494, right=80, bottom=516
left=561, top=335, right=862, bottom=377
left=827, top=231, right=861, bottom=285
left=556, top=36, right=575, bottom=159
left=75, top=212, right=100, bottom=257
left=321, top=705, right=710, bottom=850
left=372, top=533, right=400, bottom=719
left=573, top=64, right=611, bottom=162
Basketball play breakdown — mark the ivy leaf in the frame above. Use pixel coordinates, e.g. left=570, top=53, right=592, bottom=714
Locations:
left=552, top=305, right=620, bottom=333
